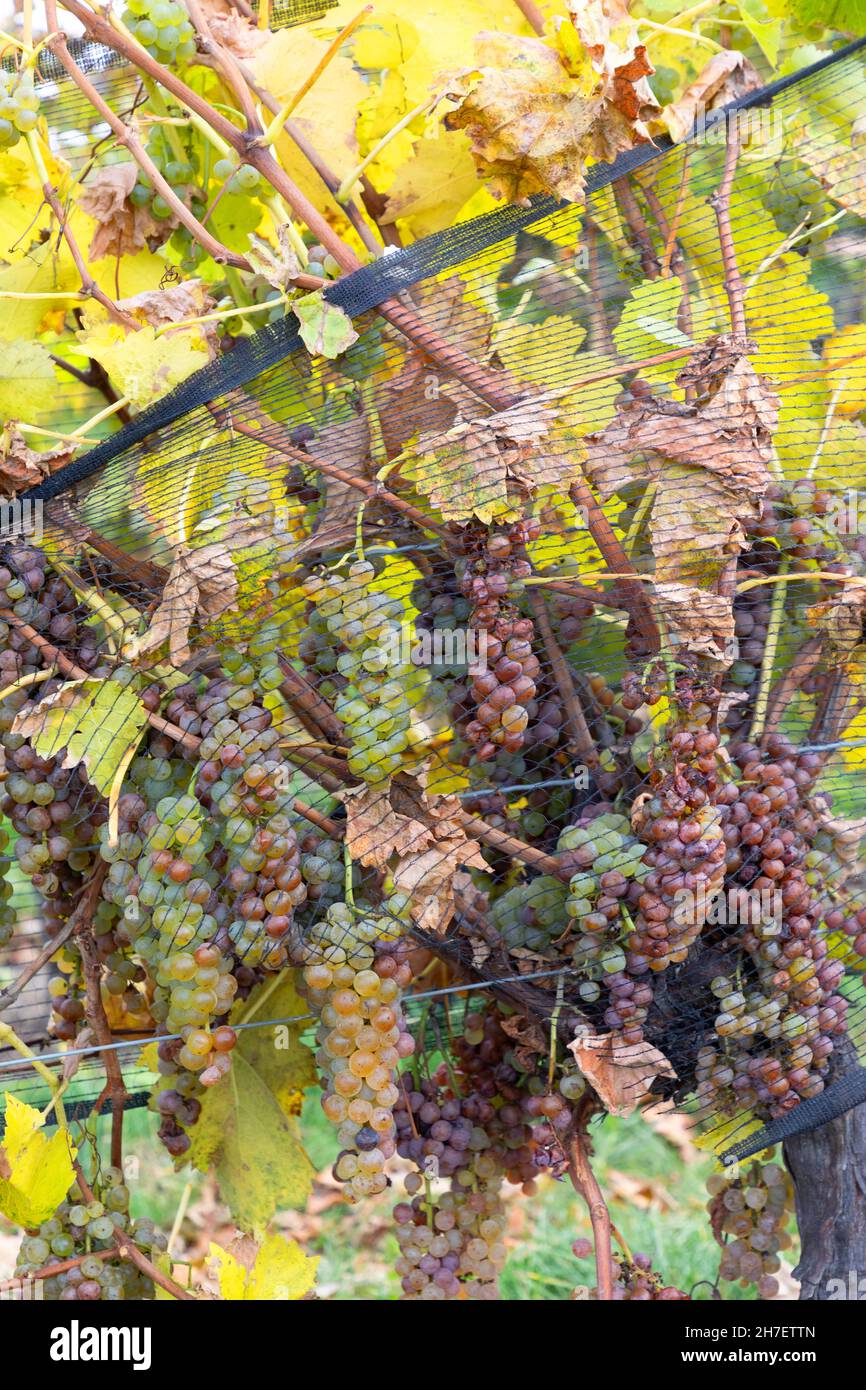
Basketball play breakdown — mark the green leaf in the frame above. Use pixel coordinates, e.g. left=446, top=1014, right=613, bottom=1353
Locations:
left=293, top=292, right=358, bottom=358
left=614, top=277, right=692, bottom=358
left=209, top=191, right=263, bottom=251
left=186, top=971, right=317, bottom=1232
left=735, top=0, right=782, bottom=65
left=784, top=0, right=866, bottom=33
left=0, top=340, right=58, bottom=423
left=11, top=679, right=149, bottom=797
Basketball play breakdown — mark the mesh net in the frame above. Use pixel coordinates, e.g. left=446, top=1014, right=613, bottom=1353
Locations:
left=3, top=36, right=866, bottom=1175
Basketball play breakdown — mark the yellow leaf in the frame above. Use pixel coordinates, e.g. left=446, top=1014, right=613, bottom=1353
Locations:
left=251, top=28, right=366, bottom=230
left=207, top=1242, right=249, bottom=1301
left=0, top=151, right=53, bottom=262
left=823, top=324, right=866, bottom=416
left=0, top=1095, right=76, bottom=1228
left=382, top=131, right=481, bottom=238
left=0, top=340, right=58, bottom=423
left=187, top=972, right=317, bottom=1231
left=209, top=1233, right=318, bottom=1300
left=322, top=0, right=534, bottom=122
left=494, top=313, right=587, bottom=388
left=695, top=1110, right=763, bottom=1166
left=77, top=315, right=211, bottom=410
left=352, top=12, right=420, bottom=70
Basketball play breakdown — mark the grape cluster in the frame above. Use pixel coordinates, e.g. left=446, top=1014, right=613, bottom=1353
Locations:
left=304, top=560, right=422, bottom=784
left=122, top=0, right=196, bottom=63
left=709, top=1159, right=794, bottom=1297
left=130, top=125, right=203, bottom=236
left=750, top=479, right=841, bottom=564
left=490, top=874, right=566, bottom=952
left=559, top=812, right=648, bottom=994
left=601, top=1251, right=689, bottom=1300
left=393, top=1162, right=506, bottom=1300
left=391, top=1002, right=581, bottom=1299
left=764, top=161, right=838, bottom=251
left=301, top=900, right=415, bottom=1202
left=0, top=547, right=111, bottom=982
left=0, top=69, right=39, bottom=150
left=14, top=1169, right=164, bottom=1301
left=297, top=825, right=344, bottom=908
left=694, top=734, right=848, bottom=1120
left=99, top=790, right=237, bottom=1154
left=723, top=593, right=773, bottom=735
left=458, top=523, right=541, bottom=761
left=628, top=698, right=727, bottom=986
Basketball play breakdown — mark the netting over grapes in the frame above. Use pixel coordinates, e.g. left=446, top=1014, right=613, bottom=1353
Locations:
left=3, top=34, right=866, bottom=1191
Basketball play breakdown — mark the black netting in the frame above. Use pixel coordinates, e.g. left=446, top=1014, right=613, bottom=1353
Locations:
left=4, top=35, right=866, bottom=1197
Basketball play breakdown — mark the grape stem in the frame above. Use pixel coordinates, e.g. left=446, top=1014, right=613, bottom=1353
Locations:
left=0, top=1246, right=115, bottom=1294
left=748, top=557, right=788, bottom=742
left=510, top=0, right=545, bottom=35
left=0, top=861, right=108, bottom=1019
left=336, top=94, right=439, bottom=205
left=710, top=120, right=748, bottom=342
left=528, top=590, right=600, bottom=769
left=74, top=893, right=130, bottom=1170
left=567, top=1116, right=614, bottom=1301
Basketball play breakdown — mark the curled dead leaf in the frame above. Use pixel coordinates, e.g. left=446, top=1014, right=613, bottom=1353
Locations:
left=79, top=163, right=168, bottom=260
left=0, top=428, right=74, bottom=495
left=654, top=582, right=735, bottom=665
left=406, top=393, right=582, bottom=524
left=567, top=1031, right=676, bottom=1117
left=661, top=51, right=763, bottom=144
left=340, top=775, right=486, bottom=935
left=131, top=543, right=238, bottom=668
left=499, top=1012, right=548, bottom=1057
left=247, top=226, right=303, bottom=292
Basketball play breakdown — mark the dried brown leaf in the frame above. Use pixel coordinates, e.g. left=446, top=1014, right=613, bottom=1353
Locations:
left=0, top=429, right=74, bottom=495
left=445, top=10, right=659, bottom=205
left=117, top=280, right=219, bottom=351
left=586, top=348, right=778, bottom=659
left=661, top=51, right=763, bottom=144
left=306, top=413, right=370, bottom=534
left=132, top=543, right=238, bottom=668
left=499, top=1012, right=548, bottom=1056
left=806, top=587, right=866, bottom=655
left=654, top=581, right=736, bottom=664
left=340, top=782, right=436, bottom=870
left=407, top=394, right=580, bottom=524
left=79, top=164, right=166, bottom=260
left=247, top=226, right=302, bottom=292
left=568, top=1031, right=676, bottom=1117
left=444, top=35, right=599, bottom=204
left=340, top=775, right=486, bottom=934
